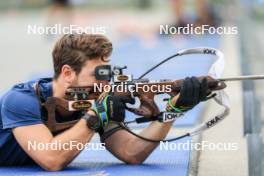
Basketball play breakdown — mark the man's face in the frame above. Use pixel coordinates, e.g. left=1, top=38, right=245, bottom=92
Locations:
left=71, top=59, right=109, bottom=87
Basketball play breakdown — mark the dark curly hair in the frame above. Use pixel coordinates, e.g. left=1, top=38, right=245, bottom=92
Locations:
left=52, top=33, right=113, bottom=79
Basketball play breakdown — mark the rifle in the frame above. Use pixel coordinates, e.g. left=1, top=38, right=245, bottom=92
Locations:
left=42, top=47, right=264, bottom=142
left=44, top=75, right=226, bottom=132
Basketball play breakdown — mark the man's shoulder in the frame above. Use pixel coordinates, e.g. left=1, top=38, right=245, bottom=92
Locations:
left=0, top=80, right=43, bottom=129
left=1, top=81, right=39, bottom=114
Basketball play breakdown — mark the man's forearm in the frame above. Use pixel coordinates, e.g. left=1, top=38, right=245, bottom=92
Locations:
left=49, top=118, right=95, bottom=169
left=125, top=121, right=174, bottom=163
left=15, top=114, right=96, bottom=171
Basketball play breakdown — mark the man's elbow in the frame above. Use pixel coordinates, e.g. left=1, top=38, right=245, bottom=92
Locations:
left=122, top=152, right=146, bottom=165
left=43, top=164, right=63, bottom=172
left=124, top=157, right=144, bottom=165
left=39, top=156, right=65, bottom=171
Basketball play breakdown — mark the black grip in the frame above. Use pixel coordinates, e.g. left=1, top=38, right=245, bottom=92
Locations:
left=135, top=116, right=158, bottom=123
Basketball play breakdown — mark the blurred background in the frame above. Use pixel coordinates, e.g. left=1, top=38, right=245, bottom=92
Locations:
left=0, top=0, right=263, bottom=176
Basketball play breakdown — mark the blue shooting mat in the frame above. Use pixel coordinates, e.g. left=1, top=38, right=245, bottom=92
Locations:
left=0, top=136, right=192, bottom=176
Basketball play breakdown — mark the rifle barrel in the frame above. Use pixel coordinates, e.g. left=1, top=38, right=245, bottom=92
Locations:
left=218, top=75, right=264, bottom=82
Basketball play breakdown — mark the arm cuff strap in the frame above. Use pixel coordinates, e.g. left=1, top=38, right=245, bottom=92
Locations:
left=167, top=97, right=184, bottom=113
left=93, top=96, right=109, bottom=126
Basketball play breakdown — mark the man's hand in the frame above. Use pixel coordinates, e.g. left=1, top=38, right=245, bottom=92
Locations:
left=93, top=95, right=135, bottom=126
left=167, top=76, right=212, bottom=112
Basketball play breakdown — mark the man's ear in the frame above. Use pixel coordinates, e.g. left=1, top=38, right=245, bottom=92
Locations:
left=61, top=65, right=76, bottom=84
